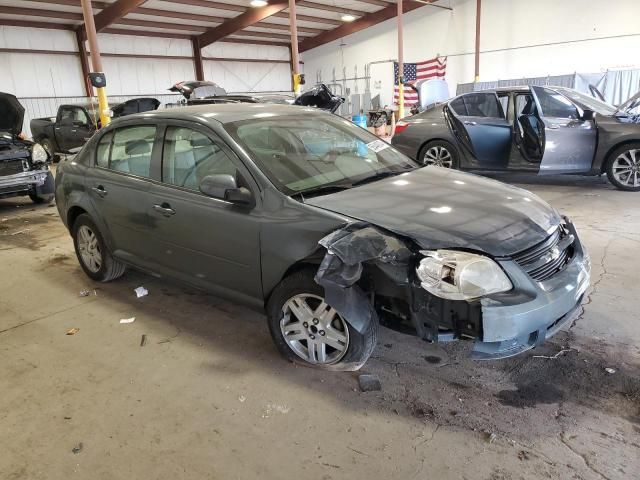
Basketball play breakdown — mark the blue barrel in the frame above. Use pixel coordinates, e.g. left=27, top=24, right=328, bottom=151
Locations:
left=352, top=114, right=367, bottom=129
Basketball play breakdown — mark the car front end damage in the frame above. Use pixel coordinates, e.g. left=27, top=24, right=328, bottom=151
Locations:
left=0, top=140, right=51, bottom=199
left=315, top=218, right=590, bottom=360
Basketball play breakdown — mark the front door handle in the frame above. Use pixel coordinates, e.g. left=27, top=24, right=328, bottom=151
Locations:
left=463, top=121, right=477, bottom=126
left=153, top=203, right=176, bottom=217
left=92, top=185, right=107, bottom=197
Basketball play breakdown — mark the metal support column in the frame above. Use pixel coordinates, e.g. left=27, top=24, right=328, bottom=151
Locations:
left=80, top=0, right=110, bottom=127
left=192, top=37, right=204, bottom=81
left=289, top=0, right=302, bottom=96
left=75, top=29, right=92, bottom=97
left=397, top=0, right=405, bottom=119
left=475, top=0, right=481, bottom=82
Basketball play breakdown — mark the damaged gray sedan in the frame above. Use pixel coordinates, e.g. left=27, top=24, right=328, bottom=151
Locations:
left=55, top=104, right=591, bottom=370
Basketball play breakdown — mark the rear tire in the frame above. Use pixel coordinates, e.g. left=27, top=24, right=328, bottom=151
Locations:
left=72, top=214, right=126, bottom=282
left=418, top=140, right=459, bottom=168
left=605, top=143, right=640, bottom=191
left=266, top=269, right=378, bottom=371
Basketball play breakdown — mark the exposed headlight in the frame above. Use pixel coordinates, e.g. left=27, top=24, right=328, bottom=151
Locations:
left=31, top=143, right=48, bottom=163
left=416, top=250, right=512, bottom=300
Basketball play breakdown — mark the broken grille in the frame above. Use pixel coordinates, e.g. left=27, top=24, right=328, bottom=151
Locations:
left=512, top=225, right=574, bottom=282
left=0, top=159, right=25, bottom=177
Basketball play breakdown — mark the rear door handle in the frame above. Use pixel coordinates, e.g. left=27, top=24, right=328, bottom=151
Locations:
left=92, top=185, right=107, bottom=197
left=153, top=203, right=176, bottom=217
left=463, top=121, right=477, bottom=126
left=547, top=125, right=560, bottom=130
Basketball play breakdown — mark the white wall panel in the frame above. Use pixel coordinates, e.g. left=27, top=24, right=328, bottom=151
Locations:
left=202, top=60, right=291, bottom=93
left=94, top=33, right=193, bottom=57
left=0, top=53, right=85, bottom=98
left=0, top=26, right=76, bottom=51
left=201, top=42, right=290, bottom=61
left=302, top=0, right=640, bottom=106
left=100, top=57, right=195, bottom=95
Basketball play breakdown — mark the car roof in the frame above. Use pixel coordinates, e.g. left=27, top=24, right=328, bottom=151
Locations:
left=122, top=103, right=327, bottom=124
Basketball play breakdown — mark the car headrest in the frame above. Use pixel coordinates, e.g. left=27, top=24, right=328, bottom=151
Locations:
left=125, top=139, right=151, bottom=156
left=521, top=98, right=535, bottom=115
left=190, top=135, right=211, bottom=147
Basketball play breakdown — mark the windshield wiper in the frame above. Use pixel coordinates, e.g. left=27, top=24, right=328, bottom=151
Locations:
left=351, top=170, right=406, bottom=187
left=294, top=183, right=353, bottom=199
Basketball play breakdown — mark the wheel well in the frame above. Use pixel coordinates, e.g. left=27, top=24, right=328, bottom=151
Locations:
left=66, top=206, right=87, bottom=231
left=600, top=141, right=640, bottom=173
left=264, top=260, right=321, bottom=307
left=418, top=138, right=457, bottom=158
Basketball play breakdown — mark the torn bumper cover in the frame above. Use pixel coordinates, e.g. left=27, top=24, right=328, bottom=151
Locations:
left=315, top=223, right=412, bottom=334
left=315, top=220, right=590, bottom=361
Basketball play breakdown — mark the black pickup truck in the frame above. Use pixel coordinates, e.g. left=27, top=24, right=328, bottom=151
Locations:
left=30, top=97, right=159, bottom=158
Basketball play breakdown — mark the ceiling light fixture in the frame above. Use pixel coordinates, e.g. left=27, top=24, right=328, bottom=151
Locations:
left=250, top=0, right=268, bottom=7
left=341, top=14, right=356, bottom=22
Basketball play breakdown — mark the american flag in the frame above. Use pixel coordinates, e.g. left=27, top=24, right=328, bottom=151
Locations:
left=393, top=56, right=447, bottom=106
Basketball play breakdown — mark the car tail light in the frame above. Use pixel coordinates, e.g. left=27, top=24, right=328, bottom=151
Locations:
left=394, top=121, right=410, bottom=135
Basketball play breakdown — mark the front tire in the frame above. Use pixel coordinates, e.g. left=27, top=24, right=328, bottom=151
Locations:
left=605, top=143, right=640, bottom=191
left=418, top=140, right=459, bottom=168
left=72, top=214, right=126, bottom=282
left=266, top=269, right=377, bottom=371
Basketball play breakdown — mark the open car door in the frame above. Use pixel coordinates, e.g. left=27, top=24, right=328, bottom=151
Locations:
left=446, top=92, right=511, bottom=169
left=529, top=86, right=597, bottom=174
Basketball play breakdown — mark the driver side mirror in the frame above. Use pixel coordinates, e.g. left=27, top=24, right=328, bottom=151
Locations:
left=581, top=109, right=595, bottom=121
left=199, top=174, right=254, bottom=207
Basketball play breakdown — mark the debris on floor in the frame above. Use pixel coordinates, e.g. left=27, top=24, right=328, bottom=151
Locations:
left=484, top=431, right=498, bottom=444
left=119, top=317, right=136, bottom=324
left=358, top=373, right=382, bottom=392
left=10, top=229, right=30, bottom=236
left=605, top=367, right=616, bottom=374
left=140, top=334, right=147, bottom=347
left=72, top=442, right=83, bottom=454
left=65, top=328, right=80, bottom=335
left=79, top=289, right=90, bottom=297
left=134, top=286, right=148, bottom=298
left=238, top=395, right=246, bottom=403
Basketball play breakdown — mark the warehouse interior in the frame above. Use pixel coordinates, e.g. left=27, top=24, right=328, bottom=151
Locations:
left=1, top=1, right=639, bottom=479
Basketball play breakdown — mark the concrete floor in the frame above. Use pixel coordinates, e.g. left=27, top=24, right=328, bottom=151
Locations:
left=1, top=173, right=639, bottom=480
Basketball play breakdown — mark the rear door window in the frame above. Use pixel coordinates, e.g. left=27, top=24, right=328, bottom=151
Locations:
left=449, top=93, right=504, bottom=118
left=108, top=125, right=157, bottom=178
left=95, top=131, right=113, bottom=168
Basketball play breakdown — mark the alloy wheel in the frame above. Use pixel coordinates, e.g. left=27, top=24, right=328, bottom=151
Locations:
left=612, top=149, right=640, bottom=187
left=423, top=146, right=453, bottom=167
left=280, top=294, right=349, bottom=365
left=77, top=225, right=102, bottom=273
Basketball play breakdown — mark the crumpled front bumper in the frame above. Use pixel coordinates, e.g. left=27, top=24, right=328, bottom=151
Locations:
left=0, top=169, right=49, bottom=189
left=471, top=221, right=591, bottom=360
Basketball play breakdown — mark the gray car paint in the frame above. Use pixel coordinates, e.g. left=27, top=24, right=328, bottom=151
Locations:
left=392, top=86, right=640, bottom=175
left=56, top=104, right=588, bottom=360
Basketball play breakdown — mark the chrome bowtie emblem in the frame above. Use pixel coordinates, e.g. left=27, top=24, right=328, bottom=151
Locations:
left=550, top=247, right=561, bottom=261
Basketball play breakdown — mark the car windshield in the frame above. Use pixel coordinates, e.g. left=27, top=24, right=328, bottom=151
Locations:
left=225, top=114, right=418, bottom=195
left=554, top=88, right=619, bottom=115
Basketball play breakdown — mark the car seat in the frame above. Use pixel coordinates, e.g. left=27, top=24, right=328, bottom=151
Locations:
left=518, top=98, right=543, bottom=159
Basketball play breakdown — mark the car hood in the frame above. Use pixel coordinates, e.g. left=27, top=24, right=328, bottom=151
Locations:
left=294, top=84, right=344, bottom=113
left=0, top=92, right=24, bottom=136
left=305, top=168, right=561, bottom=257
